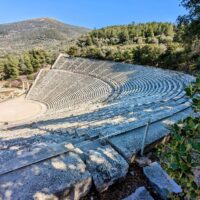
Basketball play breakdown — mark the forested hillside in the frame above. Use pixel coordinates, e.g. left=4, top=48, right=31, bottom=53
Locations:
left=68, top=20, right=199, bottom=73
left=78, top=22, right=175, bottom=45
left=0, top=0, right=199, bottom=81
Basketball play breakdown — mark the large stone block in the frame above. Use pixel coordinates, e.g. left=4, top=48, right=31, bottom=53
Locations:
left=0, top=152, right=92, bottom=200
left=0, top=142, right=74, bottom=176
left=143, top=162, right=182, bottom=200
left=86, top=145, right=129, bottom=192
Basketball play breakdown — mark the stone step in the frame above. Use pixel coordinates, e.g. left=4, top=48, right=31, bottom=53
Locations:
left=87, top=100, right=191, bottom=139
left=76, top=139, right=102, bottom=153
left=0, top=103, right=193, bottom=176
left=34, top=96, right=189, bottom=136
left=0, top=142, right=75, bottom=176
left=108, top=107, right=194, bottom=162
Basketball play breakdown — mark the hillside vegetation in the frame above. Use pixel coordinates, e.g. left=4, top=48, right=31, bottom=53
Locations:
left=68, top=21, right=199, bottom=73
left=0, top=18, right=90, bottom=80
left=1, top=0, right=199, bottom=81
left=0, top=18, right=90, bottom=56
left=0, top=49, right=54, bottom=80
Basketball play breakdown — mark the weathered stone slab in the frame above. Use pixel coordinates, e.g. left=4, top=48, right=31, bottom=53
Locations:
left=0, top=152, right=92, bottom=200
left=109, top=107, right=194, bottom=163
left=86, top=145, right=129, bottom=192
left=108, top=121, right=168, bottom=163
left=0, top=142, right=74, bottom=176
left=143, top=162, right=182, bottom=200
left=123, top=186, right=154, bottom=200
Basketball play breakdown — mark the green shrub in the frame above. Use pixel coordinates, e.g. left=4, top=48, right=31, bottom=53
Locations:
left=157, top=78, right=200, bottom=199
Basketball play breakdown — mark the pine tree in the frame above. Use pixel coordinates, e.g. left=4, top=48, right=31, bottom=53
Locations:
left=18, top=58, right=27, bottom=75
left=23, top=53, right=33, bottom=74
left=3, top=55, right=19, bottom=79
left=119, top=29, right=129, bottom=43
left=31, top=58, right=40, bottom=72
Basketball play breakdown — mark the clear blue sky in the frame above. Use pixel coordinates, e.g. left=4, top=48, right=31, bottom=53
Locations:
left=0, top=0, right=186, bottom=29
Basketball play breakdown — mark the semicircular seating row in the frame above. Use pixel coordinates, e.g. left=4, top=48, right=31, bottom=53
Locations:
left=0, top=55, right=196, bottom=185
left=26, top=69, right=112, bottom=113
left=0, top=55, right=196, bottom=200
left=27, top=55, right=194, bottom=116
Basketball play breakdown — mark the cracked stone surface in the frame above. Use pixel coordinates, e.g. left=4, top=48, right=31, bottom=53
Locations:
left=86, top=145, right=129, bottom=192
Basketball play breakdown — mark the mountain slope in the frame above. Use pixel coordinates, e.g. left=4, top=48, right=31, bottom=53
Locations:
left=0, top=18, right=90, bottom=55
